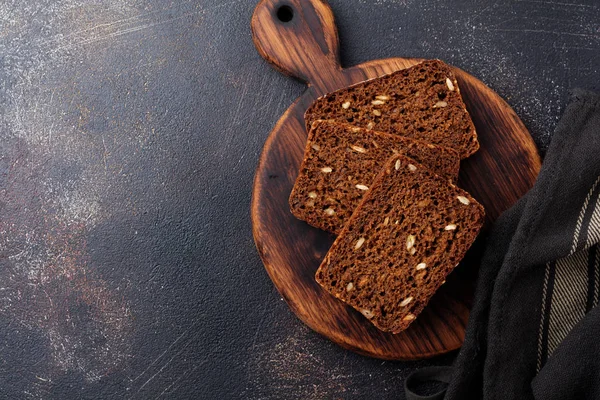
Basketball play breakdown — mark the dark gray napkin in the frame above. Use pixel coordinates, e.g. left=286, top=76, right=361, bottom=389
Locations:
left=406, top=89, right=600, bottom=400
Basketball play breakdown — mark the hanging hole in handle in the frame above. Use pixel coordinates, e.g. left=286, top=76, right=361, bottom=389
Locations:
left=276, top=5, right=294, bottom=23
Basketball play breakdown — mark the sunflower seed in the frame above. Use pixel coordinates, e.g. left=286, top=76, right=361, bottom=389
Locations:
left=400, top=297, right=414, bottom=307
left=406, top=235, right=416, bottom=250
left=354, top=238, right=366, bottom=250
left=457, top=196, right=470, bottom=205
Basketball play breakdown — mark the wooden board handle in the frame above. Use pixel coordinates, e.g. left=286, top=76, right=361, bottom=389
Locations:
left=251, top=0, right=344, bottom=89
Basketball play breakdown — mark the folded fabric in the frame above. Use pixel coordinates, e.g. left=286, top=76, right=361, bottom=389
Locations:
left=405, top=89, right=600, bottom=400
left=532, top=305, right=600, bottom=400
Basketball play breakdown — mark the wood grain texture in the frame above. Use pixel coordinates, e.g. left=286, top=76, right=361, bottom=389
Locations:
left=250, top=0, right=541, bottom=360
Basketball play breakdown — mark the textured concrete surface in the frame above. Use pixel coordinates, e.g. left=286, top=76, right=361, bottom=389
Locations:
left=0, top=0, right=598, bottom=398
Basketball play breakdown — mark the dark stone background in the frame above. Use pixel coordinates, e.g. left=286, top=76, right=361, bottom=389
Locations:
left=0, top=0, right=597, bottom=398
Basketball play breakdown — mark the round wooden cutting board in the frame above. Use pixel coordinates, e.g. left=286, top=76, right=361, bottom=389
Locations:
left=250, top=0, right=541, bottom=360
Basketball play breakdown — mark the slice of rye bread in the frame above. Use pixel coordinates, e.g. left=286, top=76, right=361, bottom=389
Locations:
left=304, top=59, right=478, bottom=159
left=289, top=120, right=461, bottom=234
left=315, top=154, right=485, bottom=334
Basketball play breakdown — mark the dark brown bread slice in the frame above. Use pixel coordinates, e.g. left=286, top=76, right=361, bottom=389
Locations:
left=315, top=154, right=485, bottom=334
left=304, top=59, right=478, bottom=159
left=289, top=120, right=461, bottom=234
